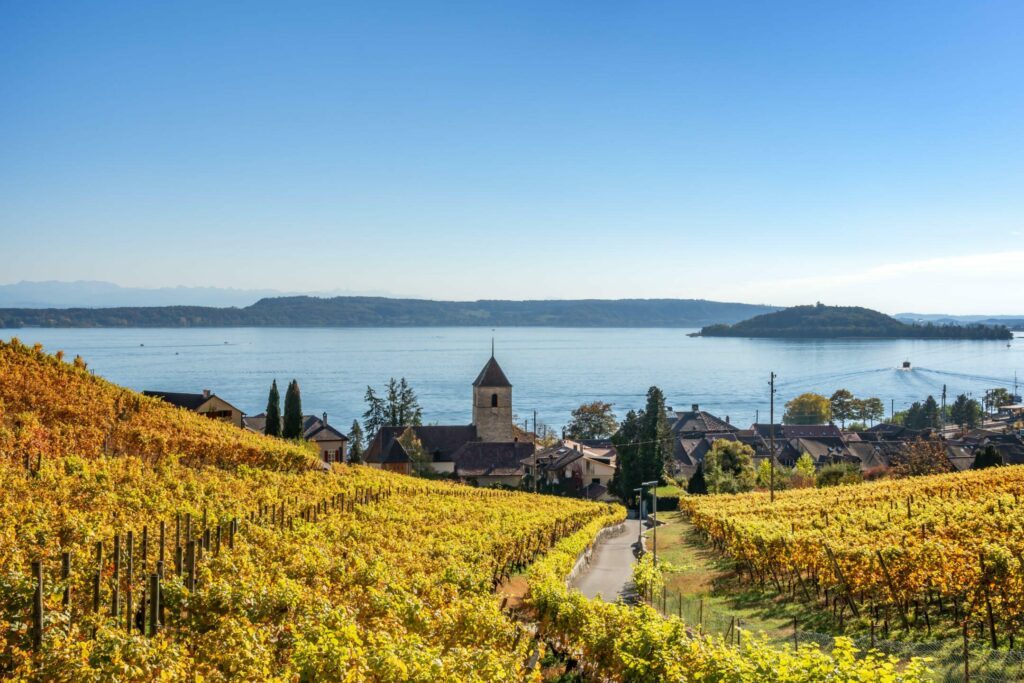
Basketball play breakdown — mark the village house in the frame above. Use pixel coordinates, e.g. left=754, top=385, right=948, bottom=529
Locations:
left=363, top=353, right=535, bottom=484
left=525, top=439, right=618, bottom=500
left=243, top=412, right=349, bottom=462
left=143, top=389, right=244, bottom=427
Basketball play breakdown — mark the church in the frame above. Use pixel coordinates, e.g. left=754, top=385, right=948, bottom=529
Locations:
left=363, top=353, right=535, bottom=486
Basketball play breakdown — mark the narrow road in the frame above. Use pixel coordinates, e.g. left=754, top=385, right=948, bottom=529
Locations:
left=572, top=518, right=643, bottom=601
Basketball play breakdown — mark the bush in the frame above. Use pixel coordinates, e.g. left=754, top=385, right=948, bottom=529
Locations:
left=816, top=462, right=862, bottom=487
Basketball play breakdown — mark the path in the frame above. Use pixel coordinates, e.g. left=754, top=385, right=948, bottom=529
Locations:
left=572, top=518, right=643, bottom=601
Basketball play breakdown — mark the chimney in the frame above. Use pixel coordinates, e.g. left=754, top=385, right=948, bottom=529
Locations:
left=322, top=411, right=328, bottom=425
left=726, top=415, right=730, bottom=424
left=202, top=389, right=211, bottom=399
left=692, top=404, right=699, bottom=412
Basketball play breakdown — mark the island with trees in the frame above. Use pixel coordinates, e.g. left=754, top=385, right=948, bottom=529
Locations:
left=698, top=303, right=1013, bottom=340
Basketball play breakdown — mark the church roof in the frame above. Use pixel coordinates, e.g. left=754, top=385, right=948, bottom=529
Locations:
left=472, top=356, right=511, bottom=388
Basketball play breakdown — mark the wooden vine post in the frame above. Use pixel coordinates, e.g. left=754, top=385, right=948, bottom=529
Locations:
left=31, top=560, right=43, bottom=652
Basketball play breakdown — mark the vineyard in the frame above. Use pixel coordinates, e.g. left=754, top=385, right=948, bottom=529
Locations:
left=0, top=338, right=936, bottom=681
left=681, top=466, right=1024, bottom=650
left=0, top=339, right=611, bottom=680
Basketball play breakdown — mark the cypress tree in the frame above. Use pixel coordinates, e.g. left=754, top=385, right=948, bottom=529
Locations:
left=282, top=379, right=303, bottom=439
left=264, top=380, right=281, bottom=437
left=972, top=444, right=1003, bottom=470
left=348, top=420, right=365, bottom=464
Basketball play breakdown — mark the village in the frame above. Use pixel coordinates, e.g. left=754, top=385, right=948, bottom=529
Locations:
left=144, top=351, right=1024, bottom=504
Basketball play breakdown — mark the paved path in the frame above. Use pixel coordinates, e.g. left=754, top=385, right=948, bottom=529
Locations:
left=572, top=518, right=643, bottom=601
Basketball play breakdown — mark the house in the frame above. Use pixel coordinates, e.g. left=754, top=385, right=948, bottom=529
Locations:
left=364, top=353, right=535, bottom=484
left=242, top=412, right=349, bottom=462
left=672, top=428, right=770, bottom=479
left=526, top=439, right=617, bottom=500
left=666, top=405, right=738, bottom=476
left=144, top=389, right=244, bottom=427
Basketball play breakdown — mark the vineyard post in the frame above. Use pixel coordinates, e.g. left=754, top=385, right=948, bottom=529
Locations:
left=186, top=540, right=196, bottom=591
left=175, top=545, right=183, bottom=578
left=792, top=618, right=798, bottom=650
left=874, top=550, right=910, bottom=630
left=963, top=619, right=970, bottom=682
left=61, top=551, right=71, bottom=609
left=92, top=541, right=102, bottom=615
left=126, top=530, right=134, bottom=633
left=148, top=573, right=160, bottom=637
left=159, top=520, right=166, bottom=566
left=156, top=560, right=165, bottom=625
left=31, top=559, right=43, bottom=652
left=823, top=544, right=859, bottom=618
left=111, top=534, right=121, bottom=619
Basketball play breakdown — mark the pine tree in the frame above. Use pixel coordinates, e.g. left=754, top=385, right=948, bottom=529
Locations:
left=637, top=386, right=671, bottom=485
left=348, top=420, right=365, bottom=464
left=610, top=409, right=642, bottom=502
left=385, top=378, right=401, bottom=426
left=363, top=386, right=386, bottom=438
left=972, top=444, right=1003, bottom=470
left=264, top=379, right=281, bottom=437
left=282, top=379, right=303, bottom=439
left=687, top=462, right=707, bottom=495
left=398, top=378, right=423, bottom=426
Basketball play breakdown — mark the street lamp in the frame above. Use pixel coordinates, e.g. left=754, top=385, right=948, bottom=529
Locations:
left=642, top=480, right=659, bottom=565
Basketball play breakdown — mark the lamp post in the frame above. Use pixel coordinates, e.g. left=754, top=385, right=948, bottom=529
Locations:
left=633, top=486, right=645, bottom=546
left=642, top=480, right=659, bottom=565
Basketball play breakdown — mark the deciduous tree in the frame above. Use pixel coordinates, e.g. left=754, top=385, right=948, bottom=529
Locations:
left=783, top=393, right=831, bottom=425
left=703, top=440, right=756, bottom=494
left=829, top=389, right=855, bottom=428
left=565, top=401, right=618, bottom=440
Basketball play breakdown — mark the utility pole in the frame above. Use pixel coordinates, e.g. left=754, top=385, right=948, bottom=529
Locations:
left=942, top=384, right=947, bottom=431
left=769, top=372, right=776, bottom=503
left=891, top=398, right=894, bottom=422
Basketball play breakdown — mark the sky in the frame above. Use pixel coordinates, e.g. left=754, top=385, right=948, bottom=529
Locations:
left=1, top=1, right=1023, bottom=314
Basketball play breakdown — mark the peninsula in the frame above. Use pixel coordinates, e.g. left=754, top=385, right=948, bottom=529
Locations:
left=698, top=304, right=1013, bottom=340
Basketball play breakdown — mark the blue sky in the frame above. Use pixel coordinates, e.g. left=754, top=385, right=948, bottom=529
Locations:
left=2, top=1, right=1022, bottom=313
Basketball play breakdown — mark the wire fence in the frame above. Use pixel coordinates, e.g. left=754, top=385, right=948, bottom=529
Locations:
left=651, top=590, right=1024, bottom=682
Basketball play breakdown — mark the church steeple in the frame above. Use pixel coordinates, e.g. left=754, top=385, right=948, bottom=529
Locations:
left=472, top=351, right=513, bottom=441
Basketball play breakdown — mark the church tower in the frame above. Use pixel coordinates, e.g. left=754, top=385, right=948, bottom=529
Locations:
left=472, top=351, right=514, bottom=442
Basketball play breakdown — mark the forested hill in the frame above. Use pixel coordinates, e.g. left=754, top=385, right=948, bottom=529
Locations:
left=699, top=304, right=1014, bottom=340
left=0, top=296, right=777, bottom=328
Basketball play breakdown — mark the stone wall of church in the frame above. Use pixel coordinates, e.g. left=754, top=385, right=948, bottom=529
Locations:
left=472, top=385, right=514, bottom=442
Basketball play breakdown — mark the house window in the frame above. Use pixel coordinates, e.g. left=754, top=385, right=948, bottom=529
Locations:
left=592, top=478, right=601, bottom=485
left=491, top=393, right=498, bottom=407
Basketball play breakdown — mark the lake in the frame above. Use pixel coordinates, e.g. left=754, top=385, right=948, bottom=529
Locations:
left=4, top=327, right=1021, bottom=434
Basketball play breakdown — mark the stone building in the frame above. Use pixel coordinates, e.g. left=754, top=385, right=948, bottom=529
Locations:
left=365, top=353, right=533, bottom=484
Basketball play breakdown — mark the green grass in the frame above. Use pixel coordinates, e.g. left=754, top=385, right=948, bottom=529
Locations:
left=644, top=512, right=1024, bottom=681
left=654, top=484, right=683, bottom=497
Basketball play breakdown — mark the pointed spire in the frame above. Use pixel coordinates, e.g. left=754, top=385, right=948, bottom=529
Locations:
left=491, top=336, right=495, bottom=358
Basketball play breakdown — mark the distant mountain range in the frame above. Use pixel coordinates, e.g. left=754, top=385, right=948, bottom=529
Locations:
left=896, top=312, right=1024, bottom=330
left=700, top=304, right=1014, bottom=340
left=0, top=296, right=779, bottom=328
left=0, top=281, right=395, bottom=309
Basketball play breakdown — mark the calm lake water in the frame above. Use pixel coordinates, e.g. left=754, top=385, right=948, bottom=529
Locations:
left=5, top=328, right=1021, bottom=433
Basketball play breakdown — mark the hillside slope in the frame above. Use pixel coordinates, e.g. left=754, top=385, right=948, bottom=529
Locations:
left=0, top=340, right=613, bottom=680
left=700, top=303, right=1012, bottom=339
left=0, top=296, right=777, bottom=328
